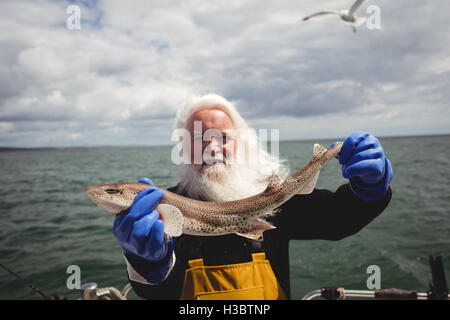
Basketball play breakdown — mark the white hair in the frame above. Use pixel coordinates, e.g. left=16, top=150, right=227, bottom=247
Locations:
left=174, top=93, right=290, bottom=201
left=174, top=93, right=249, bottom=134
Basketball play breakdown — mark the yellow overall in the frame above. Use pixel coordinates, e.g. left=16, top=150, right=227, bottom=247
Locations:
left=180, top=252, right=286, bottom=300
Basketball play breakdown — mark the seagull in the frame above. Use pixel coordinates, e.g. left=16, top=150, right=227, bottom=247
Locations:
left=302, top=0, right=367, bottom=33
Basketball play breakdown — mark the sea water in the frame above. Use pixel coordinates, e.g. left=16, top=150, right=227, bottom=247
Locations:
left=0, top=135, right=449, bottom=299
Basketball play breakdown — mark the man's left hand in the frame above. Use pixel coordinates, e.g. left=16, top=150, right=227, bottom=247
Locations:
left=332, top=132, right=393, bottom=201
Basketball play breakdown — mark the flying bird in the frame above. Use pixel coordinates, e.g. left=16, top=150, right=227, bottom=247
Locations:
left=302, top=0, right=367, bottom=33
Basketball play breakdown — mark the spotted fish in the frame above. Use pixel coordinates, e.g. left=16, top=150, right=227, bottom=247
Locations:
left=85, top=143, right=343, bottom=240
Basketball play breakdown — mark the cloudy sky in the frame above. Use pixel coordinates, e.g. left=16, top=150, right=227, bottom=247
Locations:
left=0, top=0, right=449, bottom=147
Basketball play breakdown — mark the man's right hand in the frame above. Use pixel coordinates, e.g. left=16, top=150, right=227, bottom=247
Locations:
left=112, top=178, right=171, bottom=262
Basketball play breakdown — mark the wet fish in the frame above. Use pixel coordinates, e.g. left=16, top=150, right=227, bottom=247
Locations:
left=85, top=142, right=343, bottom=240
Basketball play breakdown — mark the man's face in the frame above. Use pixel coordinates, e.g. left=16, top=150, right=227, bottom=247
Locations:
left=178, top=106, right=273, bottom=202
left=186, top=107, right=237, bottom=171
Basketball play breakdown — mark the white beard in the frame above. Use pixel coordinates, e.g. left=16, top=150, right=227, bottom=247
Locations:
left=177, top=162, right=271, bottom=202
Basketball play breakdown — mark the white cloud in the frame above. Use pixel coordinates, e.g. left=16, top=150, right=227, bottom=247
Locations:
left=0, top=0, right=449, bottom=147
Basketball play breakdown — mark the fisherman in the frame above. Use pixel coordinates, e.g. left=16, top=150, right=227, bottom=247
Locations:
left=112, top=94, right=393, bottom=300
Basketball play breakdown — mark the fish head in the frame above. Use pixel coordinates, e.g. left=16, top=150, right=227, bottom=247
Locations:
left=84, top=182, right=148, bottom=215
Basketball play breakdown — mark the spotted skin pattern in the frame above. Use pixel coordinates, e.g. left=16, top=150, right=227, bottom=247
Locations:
left=85, top=143, right=343, bottom=240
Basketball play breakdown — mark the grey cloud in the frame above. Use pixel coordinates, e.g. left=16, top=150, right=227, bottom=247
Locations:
left=0, top=0, right=449, bottom=147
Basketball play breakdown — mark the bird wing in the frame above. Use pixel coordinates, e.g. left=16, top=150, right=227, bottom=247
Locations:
left=302, top=11, right=340, bottom=21
left=348, top=0, right=365, bottom=17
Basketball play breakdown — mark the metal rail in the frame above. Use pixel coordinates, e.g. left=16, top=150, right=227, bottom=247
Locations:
left=302, top=287, right=448, bottom=300
left=80, top=282, right=133, bottom=300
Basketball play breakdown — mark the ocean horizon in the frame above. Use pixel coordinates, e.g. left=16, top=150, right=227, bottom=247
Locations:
left=1, top=132, right=449, bottom=150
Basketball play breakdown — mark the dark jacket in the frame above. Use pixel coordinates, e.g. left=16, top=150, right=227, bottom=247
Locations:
left=129, top=183, right=392, bottom=299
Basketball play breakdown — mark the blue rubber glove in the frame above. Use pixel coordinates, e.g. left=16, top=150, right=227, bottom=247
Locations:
left=113, top=178, right=173, bottom=283
left=332, top=132, right=393, bottom=201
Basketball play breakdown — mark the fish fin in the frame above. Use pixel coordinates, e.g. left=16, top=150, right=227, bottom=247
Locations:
left=296, top=169, right=320, bottom=195
left=264, top=173, right=282, bottom=193
left=237, top=219, right=276, bottom=240
left=313, top=144, right=327, bottom=161
left=156, top=204, right=184, bottom=238
left=237, top=231, right=265, bottom=240
left=259, top=208, right=281, bottom=219
left=297, top=144, right=326, bottom=194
